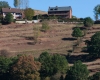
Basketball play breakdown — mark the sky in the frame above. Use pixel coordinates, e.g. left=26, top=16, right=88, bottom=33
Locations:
left=1, top=0, right=100, bottom=20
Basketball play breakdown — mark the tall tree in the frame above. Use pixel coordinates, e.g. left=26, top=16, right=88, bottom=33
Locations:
left=24, top=8, right=34, bottom=20
left=94, top=13, right=99, bottom=21
left=14, top=0, right=20, bottom=8
left=10, top=55, right=41, bottom=80
left=65, top=60, right=89, bottom=80
left=87, top=32, right=100, bottom=58
left=39, top=52, right=68, bottom=79
left=0, top=1, right=10, bottom=10
left=94, top=4, right=100, bottom=20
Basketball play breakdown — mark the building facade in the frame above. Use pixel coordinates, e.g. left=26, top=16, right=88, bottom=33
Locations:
left=2, top=8, right=23, bottom=19
left=48, top=6, right=72, bottom=19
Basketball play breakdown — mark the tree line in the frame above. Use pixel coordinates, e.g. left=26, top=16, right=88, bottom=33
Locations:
left=0, top=51, right=100, bottom=80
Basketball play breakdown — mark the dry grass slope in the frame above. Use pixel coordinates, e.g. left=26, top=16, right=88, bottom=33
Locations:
left=0, top=23, right=100, bottom=75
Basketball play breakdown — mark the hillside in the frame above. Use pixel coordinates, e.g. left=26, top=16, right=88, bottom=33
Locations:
left=34, top=10, right=47, bottom=15
left=0, top=23, right=100, bottom=76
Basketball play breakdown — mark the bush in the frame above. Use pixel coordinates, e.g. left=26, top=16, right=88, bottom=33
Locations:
left=94, top=20, right=100, bottom=24
left=84, top=17, right=94, bottom=27
left=89, top=72, right=100, bottom=80
left=88, top=32, right=100, bottom=58
left=5, top=13, right=13, bottom=24
left=65, top=60, right=89, bottom=80
left=39, top=52, right=68, bottom=78
left=24, top=8, right=34, bottom=20
left=41, top=21, right=50, bottom=32
left=72, top=27, right=83, bottom=38
left=58, top=18, right=84, bottom=22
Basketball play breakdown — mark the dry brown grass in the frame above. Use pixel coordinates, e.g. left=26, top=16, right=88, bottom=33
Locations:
left=0, top=23, right=100, bottom=75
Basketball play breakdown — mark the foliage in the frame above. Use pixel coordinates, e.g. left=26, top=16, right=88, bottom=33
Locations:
left=94, top=4, right=100, bottom=20
left=48, top=15, right=57, bottom=19
left=65, top=60, right=89, bottom=80
left=94, top=13, right=99, bottom=21
left=0, top=56, right=15, bottom=80
left=10, top=55, right=41, bottom=80
left=90, top=72, right=100, bottom=80
left=39, top=52, right=68, bottom=78
left=72, top=27, right=83, bottom=38
left=24, top=8, right=34, bottom=20
left=0, top=1, right=10, bottom=10
left=33, top=25, right=40, bottom=44
left=0, top=57, right=13, bottom=74
left=84, top=17, right=94, bottom=27
left=58, top=18, right=84, bottom=22
left=41, top=21, right=50, bottom=32
left=14, top=0, right=20, bottom=8
left=87, top=32, right=100, bottom=57
left=5, top=13, right=13, bottom=23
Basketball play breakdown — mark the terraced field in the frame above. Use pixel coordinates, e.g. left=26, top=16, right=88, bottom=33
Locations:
left=0, top=23, right=100, bottom=75
left=0, top=23, right=75, bottom=54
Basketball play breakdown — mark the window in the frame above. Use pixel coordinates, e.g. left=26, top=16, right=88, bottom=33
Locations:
left=54, top=8, right=57, bottom=10
left=50, top=8, right=53, bottom=10
left=16, top=13, right=22, bottom=15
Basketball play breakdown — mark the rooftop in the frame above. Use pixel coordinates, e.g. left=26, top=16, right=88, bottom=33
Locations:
left=48, top=6, right=72, bottom=12
left=2, top=8, right=22, bottom=13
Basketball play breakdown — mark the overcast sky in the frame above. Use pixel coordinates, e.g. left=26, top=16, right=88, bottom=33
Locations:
left=1, top=0, right=100, bottom=20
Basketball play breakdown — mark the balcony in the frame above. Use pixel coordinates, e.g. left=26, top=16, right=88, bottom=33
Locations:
left=48, top=13, right=69, bottom=15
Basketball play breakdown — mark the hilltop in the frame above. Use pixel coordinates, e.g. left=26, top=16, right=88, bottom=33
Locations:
left=34, top=9, right=47, bottom=15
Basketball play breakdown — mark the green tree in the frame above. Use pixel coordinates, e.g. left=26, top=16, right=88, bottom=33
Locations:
left=14, top=0, right=20, bottom=8
left=72, top=27, right=83, bottom=45
left=41, top=21, right=50, bottom=32
left=91, top=72, right=100, bottom=80
left=72, top=27, right=83, bottom=38
left=65, top=60, right=89, bottom=80
left=5, top=13, right=13, bottom=24
left=10, top=55, right=41, bottom=80
left=94, top=4, right=100, bottom=20
left=0, top=1, right=10, bottom=10
left=39, top=52, right=68, bottom=79
left=87, top=32, right=100, bottom=57
left=24, top=8, right=34, bottom=20
left=0, top=56, right=13, bottom=80
left=84, top=17, right=94, bottom=28
left=94, top=13, right=99, bottom=21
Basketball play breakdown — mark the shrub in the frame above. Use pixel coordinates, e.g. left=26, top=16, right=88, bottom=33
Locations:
left=72, top=27, right=83, bottom=38
left=5, top=13, right=13, bottom=24
left=65, top=60, right=89, bottom=80
left=24, top=8, right=34, bottom=20
left=41, top=21, right=50, bottom=32
left=39, top=52, right=68, bottom=78
left=84, top=17, right=94, bottom=28
left=87, top=32, right=100, bottom=58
